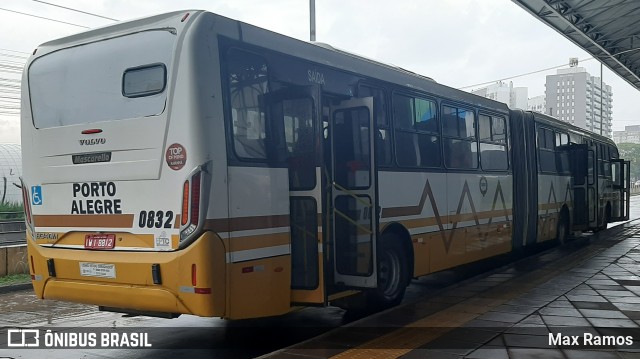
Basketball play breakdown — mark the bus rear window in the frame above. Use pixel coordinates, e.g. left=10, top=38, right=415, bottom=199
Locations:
left=29, top=30, right=175, bottom=129
left=123, top=64, right=166, bottom=98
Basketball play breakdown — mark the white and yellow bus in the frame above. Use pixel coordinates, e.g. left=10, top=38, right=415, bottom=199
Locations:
left=21, top=10, right=630, bottom=320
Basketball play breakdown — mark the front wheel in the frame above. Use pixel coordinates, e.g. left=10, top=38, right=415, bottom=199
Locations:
left=367, top=235, right=410, bottom=310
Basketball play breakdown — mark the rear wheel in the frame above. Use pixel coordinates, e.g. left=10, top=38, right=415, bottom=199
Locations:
left=367, top=234, right=409, bottom=310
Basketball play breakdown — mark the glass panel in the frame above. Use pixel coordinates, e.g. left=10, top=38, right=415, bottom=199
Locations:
left=282, top=98, right=315, bottom=190
left=537, top=127, right=546, bottom=148
left=544, top=129, right=554, bottom=150
left=376, top=128, right=392, bottom=166
left=587, top=150, right=595, bottom=185
left=539, top=149, right=556, bottom=173
left=334, top=195, right=373, bottom=276
left=480, top=143, right=508, bottom=170
left=610, top=145, right=619, bottom=159
left=418, top=134, right=441, bottom=167
left=393, top=94, right=413, bottom=130
left=395, top=131, right=419, bottom=167
left=612, top=161, right=620, bottom=186
left=123, top=64, right=166, bottom=97
left=415, top=98, right=438, bottom=133
left=396, top=131, right=441, bottom=168
left=458, top=109, right=476, bottom=139
left=333, top=107, right=371, bottom=189
left=290, top=197, right=318, bottom=289
left=442, top=105, right=458, bottom=137
left=493, top=116, right=506, bottom=143
left=360, top=85, right=387, bottom=126
left=228, top=49, right=269, bottom=160
left=444, top=138, right=478, bottom=169
left=479, top=115, right=491, bottom=142
left=443, top=106, right=475, bottom=139
left=556, top=151, right=569, bottom=174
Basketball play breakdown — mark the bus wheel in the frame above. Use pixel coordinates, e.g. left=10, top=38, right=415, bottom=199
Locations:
left=557, top=210, right=570, bottom=245
left=368, top=234, right=409, bottom=310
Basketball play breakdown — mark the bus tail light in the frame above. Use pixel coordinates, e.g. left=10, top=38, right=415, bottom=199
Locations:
left=179, top=162, right=210, bottom=244
left=181, top=181, right=189, bottom=226
left=190, top=173, right=201, bottom=226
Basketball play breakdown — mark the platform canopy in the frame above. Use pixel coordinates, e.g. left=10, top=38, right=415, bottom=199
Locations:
left=512, top=0, right=640, bottom=90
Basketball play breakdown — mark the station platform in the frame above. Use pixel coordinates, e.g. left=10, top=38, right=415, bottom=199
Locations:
left=266, top=221, right=640, bottom=359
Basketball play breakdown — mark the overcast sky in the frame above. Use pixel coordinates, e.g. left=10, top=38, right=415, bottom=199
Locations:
left=1, top=0, right=638, bottom=144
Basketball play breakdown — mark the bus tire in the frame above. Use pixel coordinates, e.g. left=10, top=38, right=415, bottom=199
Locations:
left=556, top=209, right=570, bottom=245
left=367, top=234, right=410, bottom=310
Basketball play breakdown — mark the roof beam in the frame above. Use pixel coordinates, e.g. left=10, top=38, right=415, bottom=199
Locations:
left=513, top=0, right=640, bottom=89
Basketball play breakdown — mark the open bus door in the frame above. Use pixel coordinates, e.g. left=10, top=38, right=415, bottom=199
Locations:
left=265, top=86, right=327, bottom=305
left=329, top=97, right=377, bottom=289
left=567, top=144, right=597, bottom=230
left=611, top=159, right=631, bottom=222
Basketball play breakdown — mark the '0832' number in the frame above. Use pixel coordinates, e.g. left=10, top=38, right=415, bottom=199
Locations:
left=138, top=210, right=174, bottom=228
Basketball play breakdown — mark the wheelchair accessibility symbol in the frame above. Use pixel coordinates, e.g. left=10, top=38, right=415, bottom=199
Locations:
left=31, top=186, right=42, bottom=205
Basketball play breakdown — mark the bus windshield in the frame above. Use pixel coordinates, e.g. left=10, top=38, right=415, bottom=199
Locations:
left=28, top=29, right=176, bottom=129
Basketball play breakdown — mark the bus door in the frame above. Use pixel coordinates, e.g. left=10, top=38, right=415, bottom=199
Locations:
left=568, top=144, right=598, bottom=230
left=611, top=159, right=630, bottom=221
left=329, top=97, right=377, bottom=288
left=585, top=143, right=598, bottom=228
left=266, top=86, right=326, bottom=304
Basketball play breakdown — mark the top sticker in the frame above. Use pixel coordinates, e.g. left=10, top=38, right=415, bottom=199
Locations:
left=166, top=143, right=187, bottom=170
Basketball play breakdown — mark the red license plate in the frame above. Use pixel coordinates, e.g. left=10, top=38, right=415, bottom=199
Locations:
left=84, top=234, right=115, bottom=249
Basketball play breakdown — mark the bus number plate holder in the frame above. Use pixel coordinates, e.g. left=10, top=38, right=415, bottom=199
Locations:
left=84, top=234, right=116, bottom=249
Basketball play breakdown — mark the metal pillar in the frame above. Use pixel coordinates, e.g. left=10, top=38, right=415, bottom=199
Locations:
left=309, top=0, right=316, bottom=41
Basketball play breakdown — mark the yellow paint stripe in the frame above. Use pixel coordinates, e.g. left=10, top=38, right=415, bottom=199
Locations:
left=223, top=232, right=291, bottom=252
left=539, top=203, right=559, bottom=210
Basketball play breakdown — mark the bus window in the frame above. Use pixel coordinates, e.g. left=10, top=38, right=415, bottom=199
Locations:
left=479, top=114, right=507, bottom=171
left=227, top=49, right=269, bottom=160
left=555, top=132, right=569, bottom=147
left=537, top=127, right=556, bottom=173
left=393, top=94, right=440, bottom=168
left=123, top=64, right=166, bottom=98
left=443, top=105, right=477, bottom=169
left=610, top=145, right=619, bottom=159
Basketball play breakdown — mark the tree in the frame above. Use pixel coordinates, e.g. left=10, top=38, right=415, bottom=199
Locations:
left=617, top=143, right=640, bottom=182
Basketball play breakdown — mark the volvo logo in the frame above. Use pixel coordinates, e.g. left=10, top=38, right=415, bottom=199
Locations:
left=79, top=138, right=106, bottom=146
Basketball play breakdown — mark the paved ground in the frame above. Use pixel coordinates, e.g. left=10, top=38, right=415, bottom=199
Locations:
left=266, top=221, right=640, bottom=359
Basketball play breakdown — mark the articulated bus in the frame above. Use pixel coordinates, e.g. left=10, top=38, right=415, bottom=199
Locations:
left=21, top=10, right=630, bottom=319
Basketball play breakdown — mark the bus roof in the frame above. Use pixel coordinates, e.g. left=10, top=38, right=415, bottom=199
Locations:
left=310, top=42, right=436, bottom=83
left=34, top=10, right=200, bottom=56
